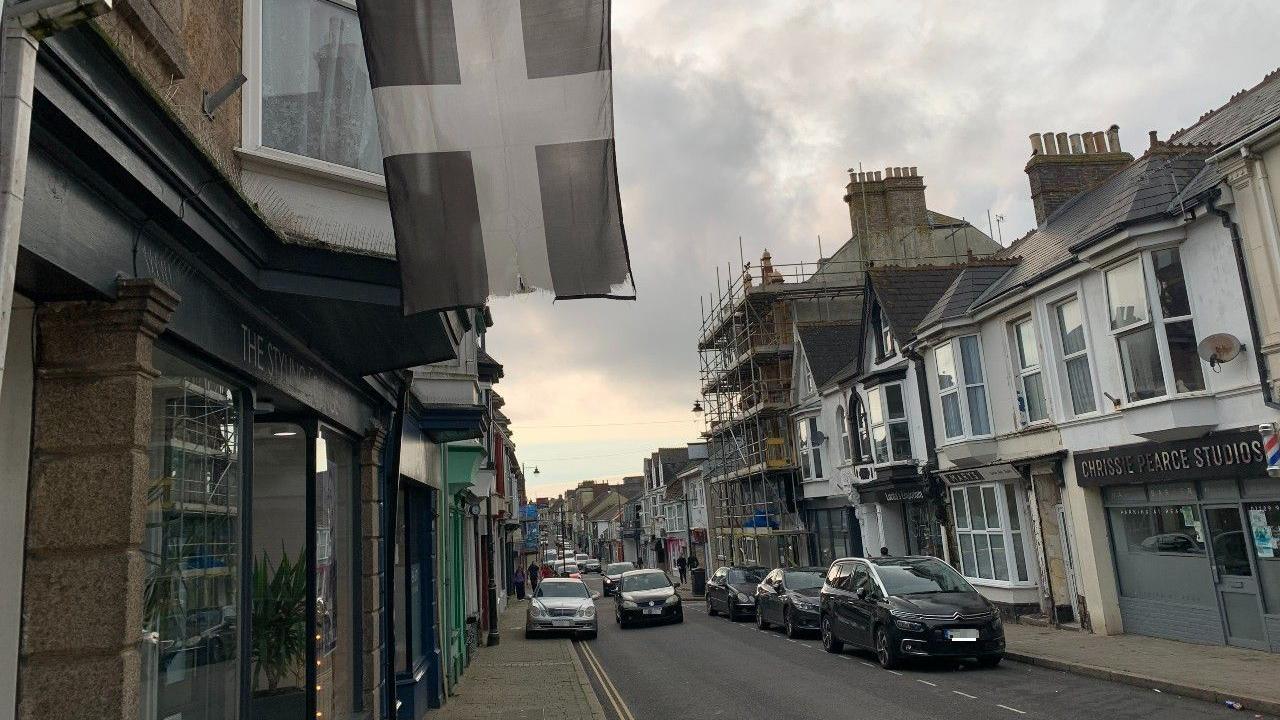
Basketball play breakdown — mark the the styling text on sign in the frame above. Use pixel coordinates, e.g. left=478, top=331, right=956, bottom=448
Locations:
left=1074, top=429, right=1267, bottom=487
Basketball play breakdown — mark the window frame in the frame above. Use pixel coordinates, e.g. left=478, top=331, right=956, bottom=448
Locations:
left=864, top=382, right=911, bottom=465
left=1050, top=294, right=1099, bottom=418
left=1009, top=317, right=1050, bottom=426
left=241, top=0, right=388, bottom=189
left=796, top=415, right=824, bottom=481
left=1104, top=249, right=1205, bottom=404
left=949, top=481, right=1034, bottom=587
left=934, top=335, right=994, bottom=442
left=836, top=405, right=853, bottom=463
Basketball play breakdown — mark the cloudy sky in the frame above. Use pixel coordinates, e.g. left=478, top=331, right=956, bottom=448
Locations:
left=487, top=0, right=1279, bottom=499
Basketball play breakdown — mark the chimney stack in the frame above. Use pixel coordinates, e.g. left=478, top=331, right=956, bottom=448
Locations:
left=843, top=163, right=930, bottom=262
left=1025, top=125, right=1134, bottom=225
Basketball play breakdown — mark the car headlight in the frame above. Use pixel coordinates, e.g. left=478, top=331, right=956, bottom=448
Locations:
left=576, top=605, right=596, bottom=618
left=736, top=592, right=752, bottom=603
left=664, top=594, right=680, bottom=606
left=621, top=600, right=638, bottom=609
left=894, top=619, right=926, bottom=632
left=792, top=598, right=818, bottom=610
left=530, top=603, right=548, bottom=618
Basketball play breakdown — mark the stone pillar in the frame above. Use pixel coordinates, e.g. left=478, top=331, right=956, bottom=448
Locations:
left=359, top=426, right=387, bottom=720
left=19, top=279, right=178, bottom=720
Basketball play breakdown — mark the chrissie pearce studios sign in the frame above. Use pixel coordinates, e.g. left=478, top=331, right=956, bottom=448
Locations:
left=1074, top=429, right=1268, bottom=487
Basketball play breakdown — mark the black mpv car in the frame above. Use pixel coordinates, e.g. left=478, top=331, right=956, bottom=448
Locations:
left=615, top=569, right=683, bottom=628
left=754, top=566, right=825, bottom=637
left=819, top=556, right=1005, bottom=669
left=705, top=565, right=767, bottom=620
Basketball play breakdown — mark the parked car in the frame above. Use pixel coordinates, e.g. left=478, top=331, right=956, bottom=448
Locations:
left=819, top=556, right=1005, bottom=669
left=705, top=566, right=768, bottom=620
left=553, top=560, right=580, bottom=577
left=574, top=553, right=590, bottom=569
left=754, top=566, right=825, bottom=637
left=525, top=578, right=599, bottom=639
left=614, top=569, right=683, bottom=628
left=584, top=557, right=602, bottom=573
left=601, top=561, right=635, bottom=596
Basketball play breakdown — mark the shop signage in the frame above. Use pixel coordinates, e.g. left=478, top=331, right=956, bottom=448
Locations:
left=1074, top=429, right=1268, bottom=487
left=1262, top=423, right=1280, bottom=478
left=878, top=489, right=926, bottom=503
left=938, top=463, right=1022, bottom=485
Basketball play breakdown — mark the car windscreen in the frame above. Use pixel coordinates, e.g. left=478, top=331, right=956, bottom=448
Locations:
left=621, top=573, right=672, bottom=592
left=536, top=582, right=590, bottom=599
left=605, top=563, right=634, bottom=575
left=875, top=559, right=975, bottom=595
left=726, top=568, right=766, bottom=584
left=783, top=570, right=824, bottom=590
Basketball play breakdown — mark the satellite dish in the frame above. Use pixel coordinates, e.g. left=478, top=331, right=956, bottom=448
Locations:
left=812, top=430, right=827, bottom=446
left=1197, top=333, right=1244, bottom=369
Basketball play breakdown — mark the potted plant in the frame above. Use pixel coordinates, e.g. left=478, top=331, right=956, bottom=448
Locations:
left=251, top=548, right=307, bottom=719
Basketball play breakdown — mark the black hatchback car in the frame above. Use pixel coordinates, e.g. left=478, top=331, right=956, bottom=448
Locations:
left=705, top=566, right=768, bottom=620
left=819, top=556, right=1004, bottom=669
left=754, top=566, right=825, bottom=637
left=614, top=569, right=683, bottom=628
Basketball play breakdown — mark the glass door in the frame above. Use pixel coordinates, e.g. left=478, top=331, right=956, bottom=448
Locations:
left=1203, top=505, right=1268, bottom=650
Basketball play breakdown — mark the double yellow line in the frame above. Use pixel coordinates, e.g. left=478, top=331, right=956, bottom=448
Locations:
left=577, top=640, right=637, bottom=720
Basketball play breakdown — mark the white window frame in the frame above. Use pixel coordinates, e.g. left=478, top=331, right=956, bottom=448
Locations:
left=878, top=306, right=895, bottom=358
left=1051, top=294, right=1099, bottom=417
left=864, top=382, right=911, bottom=465
left=950, top=482, right=1034, bottom=587
left=1104, top=249, right=1205, bottom=403
left=934, top=335, right=993, bottom=442
left=1009, top=317, right=1050, bottom=426
left=796, top=416, right=824, bottom=481
left=240, top=0, right=387, bottom=189
left=836, top=405, right=853, bottom=463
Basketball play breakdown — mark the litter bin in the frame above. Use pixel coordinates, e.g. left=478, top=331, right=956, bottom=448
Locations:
left=691, top=567, right=707, bottom=596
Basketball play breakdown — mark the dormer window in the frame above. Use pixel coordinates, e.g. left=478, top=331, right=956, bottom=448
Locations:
left=875, top=305, right=895, bottom=359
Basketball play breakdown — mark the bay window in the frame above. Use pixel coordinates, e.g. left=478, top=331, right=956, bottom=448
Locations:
left=1053, top=297, right=1097, bottom=415
left=1011, top=318, right=1049, bottom=424
left=935, top=335, right=992, bottom=440
left=797, top=417, right=824, bottom=481
left=865, top=383, right=911, bottom=463
left=951, top=483, right=1030, bottom=583
left=1105, top=249, right=1205, bottom=402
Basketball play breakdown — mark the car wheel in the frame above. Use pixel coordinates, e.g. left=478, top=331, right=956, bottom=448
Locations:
left=976, top=655, right=1002, bottom=668
left=707, top=596, right=717, bottom=616
left=784, top=607, right=797, bottom=639
left=727, top=604, right=739, bottom=622
left=821, top=615, right=843, bottom=653
left=756, top=603, right=770, bottom=630
left=875, top=626, right=902, bottom=670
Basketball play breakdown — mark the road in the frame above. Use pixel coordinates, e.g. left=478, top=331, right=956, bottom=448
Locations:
left=571, top=574, right=1264, bottom=720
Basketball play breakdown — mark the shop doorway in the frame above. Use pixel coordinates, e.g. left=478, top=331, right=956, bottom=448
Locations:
left=1204, top=505, right=1268, bottom=650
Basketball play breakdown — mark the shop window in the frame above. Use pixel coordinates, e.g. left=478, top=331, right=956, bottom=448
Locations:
left=950, top=483, right=1030, bottom=583
left=1107, top=504, right=1216, bottom=608
left=1011, top=318, right=1049, bottom=424
left=1105, top=250, right=1205, bottom=402
left=251, top=0, right=383, bottom=175
left=935, top=336, right=991, bottom=441
left=796, top=416, right=824, bottom=481
left=865, top=383, right=911, bottom=464
left=1054, top=297, right=1097, bottom=416
left=1246, top=503, right=1280, bottom=614
left=316, top=426, right=357, bottom=719
left=143, top=351, right=243, bottom=720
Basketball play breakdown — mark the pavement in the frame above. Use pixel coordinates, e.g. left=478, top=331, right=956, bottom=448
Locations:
left=573, top=574, right=1273, bottom=720
left=436, top=598, right=605, bottom=720
left=1005, top=623, right=1280, bottom=716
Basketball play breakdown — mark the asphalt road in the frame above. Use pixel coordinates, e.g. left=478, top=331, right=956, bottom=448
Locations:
left=571, top=574, right=1267, bottom=720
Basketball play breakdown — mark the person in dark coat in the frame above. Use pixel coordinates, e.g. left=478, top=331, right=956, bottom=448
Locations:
left=675, top=554, right=688, bottom=584
left=528, top=561, right=540, bottom=592
left=514, top=567, right=527, bottom=600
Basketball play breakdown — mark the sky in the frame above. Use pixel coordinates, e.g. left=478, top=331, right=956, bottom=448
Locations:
left=487, top=0, right=1280, bottom=500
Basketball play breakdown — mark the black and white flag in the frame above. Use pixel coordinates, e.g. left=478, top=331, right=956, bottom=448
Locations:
left=358, top=0, right=634, bottom=314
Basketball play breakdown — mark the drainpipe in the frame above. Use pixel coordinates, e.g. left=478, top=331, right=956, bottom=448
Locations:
left=0, top=0, right=110, bottom=404
left=1207, top=188, right=1280, bottom=410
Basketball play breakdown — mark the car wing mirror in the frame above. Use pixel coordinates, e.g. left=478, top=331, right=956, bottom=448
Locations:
left=592, top=592, right=601, bottom=600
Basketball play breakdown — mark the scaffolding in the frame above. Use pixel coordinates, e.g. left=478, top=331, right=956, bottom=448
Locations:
left=698, top=248, right=865, bottom=567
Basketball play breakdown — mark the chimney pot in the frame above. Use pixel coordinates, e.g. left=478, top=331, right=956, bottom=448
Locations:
left=1107, top=125, right=1121, bottom=152
left=1069, top=133, right=1084, bottom=154
left=1030, top=133, right=1045, bottom=155
left=885, top=167, right=893, bottom=178
left=909, top=166, right=918, bottom=177
left=1093, top=131, right=1107, bottom=153
left=1083, top=133, right=1097, bottom=154
left=1055, top=133, right=1069, bottom=156
left=1148, top=130, right=1159, bottom=148
left=874, top=171, right=882, bottom=181
left=856, top=172, right=865, bottom=182
left=895, top=167, right=904, bottom=178
left=1042, top=132, right=1058, bottom=155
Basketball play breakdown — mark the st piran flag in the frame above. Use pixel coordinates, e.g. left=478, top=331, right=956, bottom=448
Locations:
left=357, top=0, right=635, bottom=314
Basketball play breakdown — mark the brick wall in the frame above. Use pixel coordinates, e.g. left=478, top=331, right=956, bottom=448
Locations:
left=1025, top=152, right=1132, bottom=225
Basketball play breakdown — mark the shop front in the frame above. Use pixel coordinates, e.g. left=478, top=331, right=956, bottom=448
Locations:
left=1078, top=428, right=1280, bottom=652
left=856, top=468, right=943, bottom=560
left=804, top=499, right=861, bottom=567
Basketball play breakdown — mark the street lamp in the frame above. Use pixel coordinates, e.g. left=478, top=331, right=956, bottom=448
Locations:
left=692, top=400, right=704, bottom=413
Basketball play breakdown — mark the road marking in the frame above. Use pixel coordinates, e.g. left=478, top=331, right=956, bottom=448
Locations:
left=916, top=680, right=937, bottom=687
left=787, top=639, right=799, bottom=643
left=798, top=643, right=813, bottom=649
left=887, top=670, right=904, bottom=676
left=860, top=661, right=876, bottom=668
left=578, top=641, right=637, bottom=720
left=997, top=705, right=1027, bottom=715
left=953, top=691, right=977, bottom=699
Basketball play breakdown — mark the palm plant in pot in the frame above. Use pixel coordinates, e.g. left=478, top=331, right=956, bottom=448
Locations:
left=251, top=548, right=307, bottom=719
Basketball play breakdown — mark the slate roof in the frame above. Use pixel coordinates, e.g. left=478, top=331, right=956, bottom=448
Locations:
left=867, top=265, right=966, bottom=343
left=917, top=262, right=1019, bottom=332
left=797, top=322, right=860, bottom=388
left=1169, top=67, right=1280, bottom=148
left=657, top=447, right=689, bottom=482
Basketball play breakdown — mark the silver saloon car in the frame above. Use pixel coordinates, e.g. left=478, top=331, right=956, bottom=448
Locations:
left=525, top=578, right=599, bottom=639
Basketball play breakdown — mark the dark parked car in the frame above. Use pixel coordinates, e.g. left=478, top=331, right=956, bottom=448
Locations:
left=601, top=561, right=635, bottom=596
left=614, top=569, right=683, bottom=628
left=819, top=556, right=1004, bottom=669
left=754, top=566, right=825, bottom=637
left=705, top=565, right=767, bottom=620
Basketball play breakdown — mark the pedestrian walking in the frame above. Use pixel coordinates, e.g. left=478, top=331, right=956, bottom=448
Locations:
left=514, top=566, right=527, bottom=600
left=540, top=563, right=554, bottom=580
left=528, top=561, right=540, bottom=592
left=676, top=554, right=688, bottom=584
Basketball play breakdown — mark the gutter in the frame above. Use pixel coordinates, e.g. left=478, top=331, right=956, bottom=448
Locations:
left=1206, top=188, right=1280, bottom=410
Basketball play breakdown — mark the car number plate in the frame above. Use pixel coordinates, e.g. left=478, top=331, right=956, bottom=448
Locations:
left=643, top=607, right=662, bottom=615
left=551, top=619, right=572, bottom=627
left=945, top=628, right=979, bottom=641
